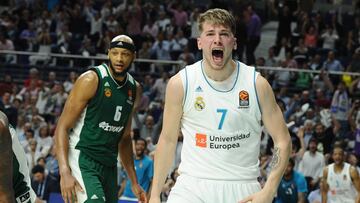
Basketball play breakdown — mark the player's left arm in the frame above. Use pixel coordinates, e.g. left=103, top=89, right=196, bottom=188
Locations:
left=256, top=75, right=292, bottom=198
left=0, top=111, right=15, bottom=203
left=118, top=82, right=146, bottom=202
left=350, top=166, right=360, bottom=203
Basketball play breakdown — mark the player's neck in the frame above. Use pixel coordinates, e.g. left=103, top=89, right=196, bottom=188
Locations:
left=334, top=162, right=344, bottom=172
left=203, top=60, right=236, bottom=82
left=107, top=63, right=127, bottom=82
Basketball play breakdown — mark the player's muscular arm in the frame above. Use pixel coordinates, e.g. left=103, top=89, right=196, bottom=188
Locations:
left=0, top=112, right=15, bottom=203
left=350, top=166, right=360, bottom=203
left=321, top=167, right=329, bottom=203
left=258, top=76, right=291, bottom=196
left=119, top=83, right=142, bottom=186
left=241, top=76, right=291, bottom=203
left=55, top=70, right=98, bottom=174
left=150, top=74, right=183, bottom=202
left=55, top=71, right=97, bottom=203
left=119, top=83, right=147, bottom=202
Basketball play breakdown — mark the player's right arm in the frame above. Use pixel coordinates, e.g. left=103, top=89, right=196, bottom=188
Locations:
left=149, top=74, right=183, bottom=203
left=55, top=70, right=98, bottom=203
left=321, top=167, right=329, bottom=203
left=0, top=111, right=15, bottom=203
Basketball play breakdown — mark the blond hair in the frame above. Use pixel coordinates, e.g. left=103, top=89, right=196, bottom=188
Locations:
left=198, top=8, right=236, bottom=35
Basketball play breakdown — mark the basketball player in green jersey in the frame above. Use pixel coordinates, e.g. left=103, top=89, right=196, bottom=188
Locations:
left=55, top=35, right=146, bottom=203
left=0, top=110, right=38, bottom=203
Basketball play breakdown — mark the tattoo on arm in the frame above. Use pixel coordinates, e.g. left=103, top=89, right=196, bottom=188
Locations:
left=270, top=147, right=280, bottom=170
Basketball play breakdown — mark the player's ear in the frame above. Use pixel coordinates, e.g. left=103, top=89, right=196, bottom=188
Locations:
left=197, top=37, right=202, bottom=50
left=233, top=37, right=237, bottom=50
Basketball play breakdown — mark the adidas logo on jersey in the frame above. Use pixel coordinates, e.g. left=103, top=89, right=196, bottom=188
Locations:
left=104, top=82, right=110, bottom=87
left=91, top=194, right=98, bottom=200
left=195, top=86, right=203, bottom=92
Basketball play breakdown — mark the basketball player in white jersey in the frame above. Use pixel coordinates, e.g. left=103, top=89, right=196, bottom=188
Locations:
left=149, top=8, right=291, bottom=203
left=0, top=110, right=39, bottom=203
left=321, top=146, right=360, bottom=203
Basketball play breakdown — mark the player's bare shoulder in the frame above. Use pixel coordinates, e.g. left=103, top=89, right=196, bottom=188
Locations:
left=165, top=73, right=184, bottom=105
left=76, top=70, right=99, bottom=86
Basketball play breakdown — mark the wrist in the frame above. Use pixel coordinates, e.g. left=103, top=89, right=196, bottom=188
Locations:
left=59, top=166, right=71, bottom=175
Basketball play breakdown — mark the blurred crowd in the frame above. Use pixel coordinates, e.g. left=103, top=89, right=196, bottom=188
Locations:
left=0, top=0, right=360, bottom=202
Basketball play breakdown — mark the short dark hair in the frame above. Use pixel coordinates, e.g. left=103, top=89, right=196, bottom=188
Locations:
left=135, top=137, right=147, bottom=148
left=31, top=164, right=45, bottom=174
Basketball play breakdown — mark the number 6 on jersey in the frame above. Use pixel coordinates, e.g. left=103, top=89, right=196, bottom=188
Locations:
left=114, top=106, right=122, bottom=121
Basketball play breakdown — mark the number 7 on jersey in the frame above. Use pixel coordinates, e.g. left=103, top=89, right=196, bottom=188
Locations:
left=216, top=109, right=227, bottom=130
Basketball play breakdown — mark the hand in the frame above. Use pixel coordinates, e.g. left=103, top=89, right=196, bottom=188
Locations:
left=239, top=190, right=273, bottom=203
left=149, top=196, right=161, bottom=203
left=60, top=171, right=83, bottom=203
left=297, top=126, right=304, bottom=139
left=131, top=184, right=147, bottom=203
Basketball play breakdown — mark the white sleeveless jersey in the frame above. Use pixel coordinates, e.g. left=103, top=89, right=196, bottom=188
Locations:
left=327, top=163, right=358, bottom=203
left=178, top=60, right=262, bottom=180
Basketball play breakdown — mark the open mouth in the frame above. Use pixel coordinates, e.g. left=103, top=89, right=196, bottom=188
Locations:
left=114, top=64, right=124, bottom=69
left=212, top=49, right=224, bottom=62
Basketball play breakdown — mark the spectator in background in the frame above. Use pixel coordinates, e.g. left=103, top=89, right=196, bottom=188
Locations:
left=270, top=1, right=292, bottom=47
left=83, top=1, right=104, bottom=43
left=331, top=81, right=351, bottom=137
left=309, top=54, right=322, bottom=71
left=0, top=31, right=15, bottom=63
left=275, top=158, right=308, bottom=203
left=244, top=3, right=261, bottom=65
left=322, top=51, right=343, bottom=85
left=134, top=113, right=162, bottom=143
left=24, top=68, right=42, bottom=88
left=167, top=1, right=188, bottom=29
left=45, top=144, right=59, bottom=179
left=151, top=72, right=169, bottom=102
left=298, top=138, right=326, bottom=192
left=119, top=138, right=153, bottom=201
left=313, top=121, right=337, bottom=156
left=56, top=24, right=72, bottom=54
left=63, top=71, right=78, bottom=93
left=304, top=25, right=318, bottom=49
left=321, top=25, right=339, bottom=51
left=29, top=23, right=52, bottom=65
left=156, top=11, right=170, bottom=33
left=178, top=45, right=195, bottom=65
left=20, top=129, right=35, bottom=153
left=142, top=18, right=159, bottom=40
left=151, top=32, right=171, bottom=62
left=36, top=124, right=53, bottom=158
left=26, top=138, right=41, bottom=171
left=0, top=74, right=14, bottom=97
left=314, top=88, right=331, bottom=109
left=31, top=164, right=60, bottom=202
left=126, top=0, right=142, bottom=49
left=307, top=181, right=330, bottom=203
left=348, top=100, right=360, bottom=157
left=0, top=91, right=18, bottom=126
left=19, top=21, right=37, bottom=51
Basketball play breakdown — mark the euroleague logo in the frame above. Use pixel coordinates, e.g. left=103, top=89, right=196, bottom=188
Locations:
left=238, top=90, right=249, bottom=108
left=104, top=88, right=112, bottom=97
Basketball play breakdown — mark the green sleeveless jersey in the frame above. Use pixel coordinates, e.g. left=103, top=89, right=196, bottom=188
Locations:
left=69, top=64, right=137, bottom=167
left=9, top=125, right=36, bottom=202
